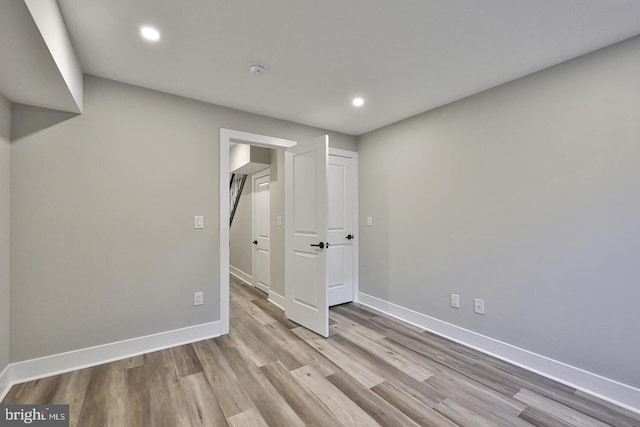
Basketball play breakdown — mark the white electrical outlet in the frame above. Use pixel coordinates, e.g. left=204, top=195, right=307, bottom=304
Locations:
left=277, top=216, right=282, bottom=226
left=451, top=293, right=460, bottom=309
left=367, top=216, right=373, bottom=226
left=474, top=298, right=485, bottom=315
left=194, top=291, right=204, bottom=306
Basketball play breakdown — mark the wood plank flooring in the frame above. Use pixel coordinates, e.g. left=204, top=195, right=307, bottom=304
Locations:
left=3, top=276, right=639, bottom=426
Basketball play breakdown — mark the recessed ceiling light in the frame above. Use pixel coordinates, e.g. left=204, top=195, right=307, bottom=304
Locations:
left=352, top=97, right=365, bottom=107
left=140, top=25, right=161, bottom=42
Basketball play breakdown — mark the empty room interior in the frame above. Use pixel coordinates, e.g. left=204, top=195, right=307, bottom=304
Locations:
left=1, top=1, right=640, bottom=426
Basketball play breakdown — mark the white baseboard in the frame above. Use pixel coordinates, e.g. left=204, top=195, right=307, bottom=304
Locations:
left=230, top=265, right=253, bottom=287
left=268, top=290, right=286, bottom=310
left=0, top=321, right=220, bottom=402
left=357, top=292, right=640, bottom=414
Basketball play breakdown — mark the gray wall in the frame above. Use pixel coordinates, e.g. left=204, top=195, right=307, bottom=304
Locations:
left=0, top=93, right=10, bottom=373
left=358, top=35, right=640, bottom=388
left=10, top=75, right=356, bottom=362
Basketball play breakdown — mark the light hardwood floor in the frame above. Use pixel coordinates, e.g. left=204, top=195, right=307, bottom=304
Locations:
left=3, top=276, right=639, bottom=426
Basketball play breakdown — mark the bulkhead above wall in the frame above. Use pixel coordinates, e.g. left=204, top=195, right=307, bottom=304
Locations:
left=230, top=143, right=271, bottom=175
left=0, top=0, right=83, bottom=114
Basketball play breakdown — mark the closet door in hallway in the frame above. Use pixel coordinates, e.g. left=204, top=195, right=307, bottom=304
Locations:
left=252, top=169, right=270, bottom=293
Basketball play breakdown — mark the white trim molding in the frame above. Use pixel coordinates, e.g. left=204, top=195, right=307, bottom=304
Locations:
left=357, top=291, right=640, bottom=414
left=0, top=365, right=10, bottom=399
left=268, top=290, right=286, bottom=310
left=0, top=322, right=220, bottom=401
left=220, top=129, right=230, bottom=335
left=230, top=265, right=253, bottom=287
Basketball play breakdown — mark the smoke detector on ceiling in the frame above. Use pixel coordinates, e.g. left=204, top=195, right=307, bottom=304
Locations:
left=249, top=64, right=267, bottom=75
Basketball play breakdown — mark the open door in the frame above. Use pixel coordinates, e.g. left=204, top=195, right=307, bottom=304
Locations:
left=285, top=135, right=329, bottom=337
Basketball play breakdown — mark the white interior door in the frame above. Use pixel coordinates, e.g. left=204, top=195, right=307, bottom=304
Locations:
left=285, top=135, right=329, bottom=337
left=253, top=169, right=270, bottom=293
left=327, top=151, right=356, bottom=306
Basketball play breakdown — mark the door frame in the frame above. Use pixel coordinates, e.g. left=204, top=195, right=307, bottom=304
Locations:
left=328, top=147, right=360, bottom=303
left=219, top=129, right=296, bottom=335
left=252, top=168, right=271, bottom=292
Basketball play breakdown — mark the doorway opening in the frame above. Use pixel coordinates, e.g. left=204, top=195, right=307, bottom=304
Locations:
left=219, top=129, right=296, bottom=335
left=219, top=129, right=359, bottom=337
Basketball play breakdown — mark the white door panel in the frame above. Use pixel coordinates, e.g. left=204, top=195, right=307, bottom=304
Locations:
left=327, top=152, right=355, bottom=306
left=293, top=251, right=321, bottom=308
left=328, top=163, right=346, bottom=229
left=253, top=171, right=270, bottom=292
left=285, top=136, right=329, bottom=337
left=327, top=244, right=346, bottom=293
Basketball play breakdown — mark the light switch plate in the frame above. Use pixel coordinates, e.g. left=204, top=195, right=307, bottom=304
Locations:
left=194, top=216, right=204, bottom=229
left=277, top=216, right=282, bottom=226
left=367, top=216, right=373, bottom=226
left=451, top=293, right=460, bottom=309
left=474, top=298, right=485, bottom=315
left=194, top=291, right=204, bottom=306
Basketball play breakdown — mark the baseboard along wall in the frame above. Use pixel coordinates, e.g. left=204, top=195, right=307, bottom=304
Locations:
left=268, top=290, right=286, bottom=310
left=4, top=288, right=636, bottom=414
left=0, top=321, right=220, bottom=401
left=357, top=291, right=640, bottom=414
left=229, top=266, right=253, bottom=287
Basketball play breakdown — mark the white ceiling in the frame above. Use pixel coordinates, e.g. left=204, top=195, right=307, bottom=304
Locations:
left=57, top=0, right=640, bottom=136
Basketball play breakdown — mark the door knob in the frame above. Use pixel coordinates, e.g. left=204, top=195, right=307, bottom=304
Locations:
left=346, top=234, right=354, bottom=240
left=310, top=242, right=325, bottom=249
left=252, top=240, right=258, bottom=245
